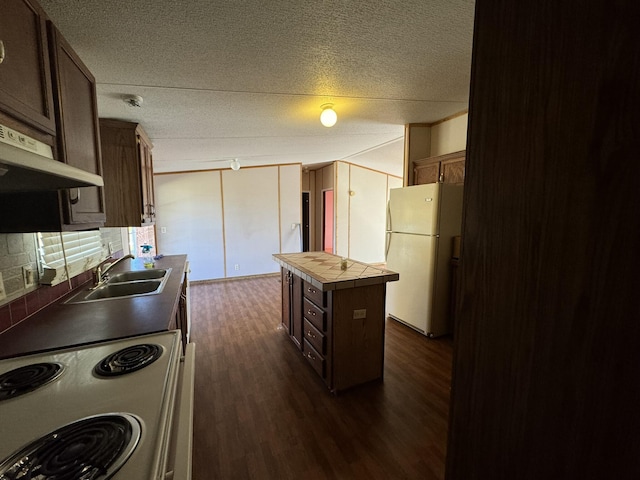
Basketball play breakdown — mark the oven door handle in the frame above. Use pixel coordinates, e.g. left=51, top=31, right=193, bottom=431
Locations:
left=166, top=342, right=196, bottom=480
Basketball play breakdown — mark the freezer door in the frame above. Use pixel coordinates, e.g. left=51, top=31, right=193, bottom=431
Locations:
left=388, top=183, right=440, bottom=235
left=385, top=232, right=437, bottom=333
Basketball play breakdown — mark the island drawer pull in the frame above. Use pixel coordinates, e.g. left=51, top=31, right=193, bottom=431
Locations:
left=303, top=280, right=326, bottom=307
left=306, top=352, right=316, bottom=361
left=307, top=309, right=316, bottom=316
left=306, top=330, right=316, bottom=339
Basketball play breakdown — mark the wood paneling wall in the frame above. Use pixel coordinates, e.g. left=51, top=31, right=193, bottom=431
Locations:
left=446, top=1, right=640, bottom=479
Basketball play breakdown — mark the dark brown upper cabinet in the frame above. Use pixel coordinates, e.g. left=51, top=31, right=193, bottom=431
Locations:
left=0, top=0, right=56, bottom=135
left=0, top=14, right=105, bottom=232
left=48, top=23, right=105, bottom=229
left=99, top=119, right=156, bottom=227
left=412, top=150, right=466, bottom=186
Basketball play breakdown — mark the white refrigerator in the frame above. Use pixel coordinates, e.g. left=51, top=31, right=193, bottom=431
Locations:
left=385, top=183, right=464, bottom=337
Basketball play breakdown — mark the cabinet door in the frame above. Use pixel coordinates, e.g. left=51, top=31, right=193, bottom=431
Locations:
left=414, top=162, right=440, bottom=185
left=0, top=0, right=56, bottom=134
left=281, top=269, right=303, bottom=347
left=281, top=269, right=291, bottom=332
left=48, top=24, right=105, bottom=228
left=442, top=157, right=465, bottom=184
left=290, top=273, right=303, bottom=348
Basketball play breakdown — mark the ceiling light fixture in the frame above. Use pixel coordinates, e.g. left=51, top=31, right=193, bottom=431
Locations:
left=230, top=158, right=241, bottom=171
left=123, top=94, right=143, bottom=107
left=320, top=103, right=337, bottom=127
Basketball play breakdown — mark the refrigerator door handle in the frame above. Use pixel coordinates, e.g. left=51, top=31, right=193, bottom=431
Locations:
left=385, top=232, right=392, bottom=260
left=387, top=201, right=392, bottom=232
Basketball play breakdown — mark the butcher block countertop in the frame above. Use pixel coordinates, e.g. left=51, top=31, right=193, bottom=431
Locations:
left=0, top=254, right=187, bottom=359
left=273, top=252, right=399, bottom=291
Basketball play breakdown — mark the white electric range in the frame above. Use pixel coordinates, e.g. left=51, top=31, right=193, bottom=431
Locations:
left=0, top=330, right=195, bottom=480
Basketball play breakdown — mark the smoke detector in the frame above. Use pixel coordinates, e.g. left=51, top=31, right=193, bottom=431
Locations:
left=123, top=95, right=143, bottom=107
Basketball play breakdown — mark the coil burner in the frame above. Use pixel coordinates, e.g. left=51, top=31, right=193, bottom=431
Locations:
left=94, top=344, right=162, bottom=377
left=0, top=363, right=63, bottom=401
left=0, top=413, right=141, bottom=480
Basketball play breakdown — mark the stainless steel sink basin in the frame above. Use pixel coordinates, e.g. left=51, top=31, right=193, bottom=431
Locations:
left=83, top=280, right=163, bottom=300
left=107, top=269, right=168, bottom=283
left=65, top=268, right=172, bottom=304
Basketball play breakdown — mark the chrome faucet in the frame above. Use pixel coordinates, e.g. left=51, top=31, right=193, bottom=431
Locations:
left=93, top=254, right=135, bottom=288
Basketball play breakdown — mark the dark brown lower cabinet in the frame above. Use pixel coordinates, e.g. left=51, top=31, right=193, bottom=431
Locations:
left=281, top=268, right=302, bottom=347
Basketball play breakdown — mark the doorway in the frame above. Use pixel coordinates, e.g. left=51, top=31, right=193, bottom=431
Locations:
left=302, top=192, right=310, bottom=251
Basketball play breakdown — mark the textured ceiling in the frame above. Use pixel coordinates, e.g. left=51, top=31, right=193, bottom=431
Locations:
left=39, top=0, right=475, bottom=175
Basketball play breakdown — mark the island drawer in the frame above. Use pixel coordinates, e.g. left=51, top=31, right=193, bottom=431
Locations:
left=303, top=297, right=326, bottom=331
left=303, top=319, right=326, bottom=354
left=303, top=280, right=326, bottom=307
left=303, top=340, right=325, bottom=378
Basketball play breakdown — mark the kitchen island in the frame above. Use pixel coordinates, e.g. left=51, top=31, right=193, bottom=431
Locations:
left=0, top=254, right=189, bottom=359
left=273, top=252, right=398, bottom=393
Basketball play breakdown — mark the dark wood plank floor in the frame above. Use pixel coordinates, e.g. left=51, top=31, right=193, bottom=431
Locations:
left=191, top=275, right=452, bottom=479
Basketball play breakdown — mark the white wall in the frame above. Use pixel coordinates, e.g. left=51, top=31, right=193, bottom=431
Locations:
left=333, top=161, right=402, bottom=263
left=155, top=164, right=301, bottom=281
left=222, top=167, right=279, bottom=277
left=430, top=113, right=468, bottom=156
left=347, top=137, right=404, bottom=178
left=334, top=162, right=350, bottom=257
left=155, top=171, right=225, bottom=281
left=279, top=165, right=302, bottom=253
left=348, top=166, right=388, bottom=263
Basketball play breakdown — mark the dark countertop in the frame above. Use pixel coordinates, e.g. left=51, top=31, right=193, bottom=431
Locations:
left=273, top=251, right=399, bottom=291
left=0, top=254, right=187, bottom=359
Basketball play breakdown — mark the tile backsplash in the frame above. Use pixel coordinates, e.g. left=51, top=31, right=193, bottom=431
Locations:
left=0, top=228, right=126, bottom=334
left=0, top=233, right=39, bottom=304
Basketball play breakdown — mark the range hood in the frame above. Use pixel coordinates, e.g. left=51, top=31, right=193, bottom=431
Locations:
left=0, top=123, right=104, bottom=192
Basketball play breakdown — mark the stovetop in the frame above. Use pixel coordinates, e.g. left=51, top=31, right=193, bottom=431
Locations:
left=0, top=330, right=181, bottom=479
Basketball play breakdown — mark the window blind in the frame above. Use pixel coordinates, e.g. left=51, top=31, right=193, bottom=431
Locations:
left=38, top=231, right=105, bottom=285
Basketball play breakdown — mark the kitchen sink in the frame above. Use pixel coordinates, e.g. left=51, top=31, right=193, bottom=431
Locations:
left=107, top=269, right=168, bottom=283
left=83, top=280, right=163, bottom=300
left=65, top=268, right=172, bottom=304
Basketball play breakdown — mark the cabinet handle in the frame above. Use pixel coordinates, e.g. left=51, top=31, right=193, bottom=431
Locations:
left=307, top=309, right=316, bottom=316
left=0, top=41, right=5, bottom=65
left=307, top=287, right=316, bottom=294
left=69, top=188, right=80, bottom=205
left=306, top=330, right=316, bottom=339
left=306, top=352, right=316, bottom=361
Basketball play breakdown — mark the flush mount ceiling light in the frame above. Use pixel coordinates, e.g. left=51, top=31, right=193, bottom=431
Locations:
left=320, top=103, right=337, bottom=127
left=123, top=94, right=143, bottom=107
left=230, top=158, right=241, bottom=171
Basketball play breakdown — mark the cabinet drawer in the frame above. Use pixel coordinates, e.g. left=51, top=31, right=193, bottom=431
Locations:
left=303, top=297, right=326, bottom=331
left=303, top=340, right=325, bottom=378
left=303, top=280, right=325, bottom=307
left=303, top=319, right=326, bottom=354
